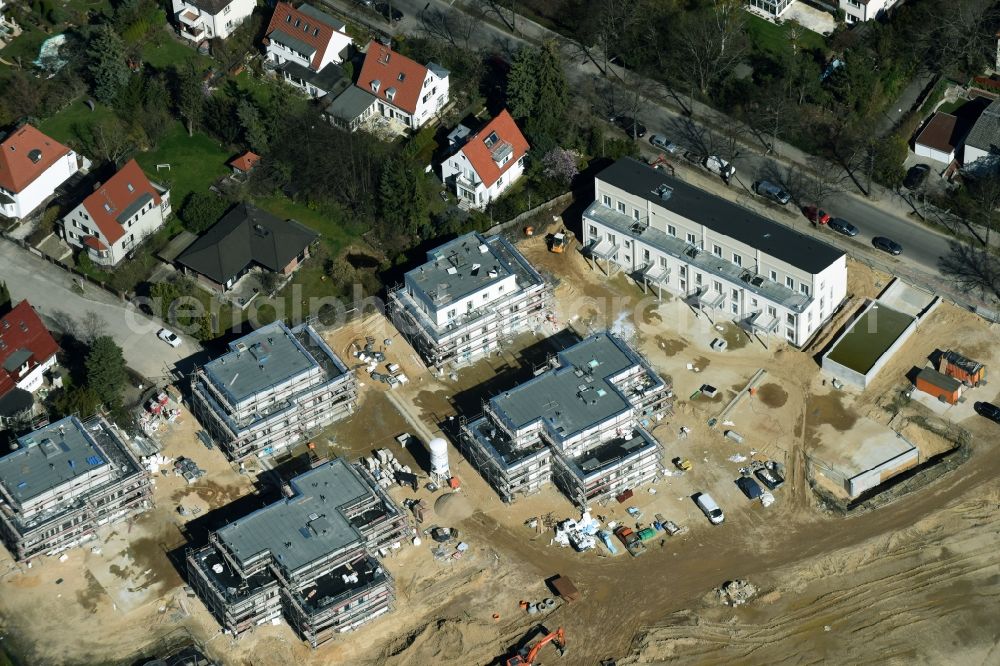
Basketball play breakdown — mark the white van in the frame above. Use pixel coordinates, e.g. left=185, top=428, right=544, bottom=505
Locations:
left=704, top=155, right=735, bottom=181
left=695, top=492, right=725, bottom=524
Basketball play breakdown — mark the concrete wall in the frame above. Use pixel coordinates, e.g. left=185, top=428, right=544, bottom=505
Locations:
left=821, top=300, right=920, bottom=389
left=847, top=446, right=919, bottom=497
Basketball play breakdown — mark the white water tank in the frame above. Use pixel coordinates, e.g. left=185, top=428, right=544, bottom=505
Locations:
left=428, top=437, right=450, bottom=478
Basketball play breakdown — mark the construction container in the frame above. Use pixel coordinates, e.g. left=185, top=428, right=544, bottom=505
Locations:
left=915, top=367, right=962, bottom=405
left=637, top=528, right=657, bottom=541
left=724, top=430, right=744, bottom=444
left=938, top=350, right=985, bottom=386
left=551, top=575, right=581, bottom=602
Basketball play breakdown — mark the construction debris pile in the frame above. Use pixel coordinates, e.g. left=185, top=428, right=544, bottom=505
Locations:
left=363, top=448, right=417, bottom=490
left=552, top=510, right=601, bottom=552
left=142, top=453, right=173, bottom=476
left=718, top=579, right=758, bottom=606
left=173, top=457, right=205, bottom=484
left=354, top=336, right=409, bottom=388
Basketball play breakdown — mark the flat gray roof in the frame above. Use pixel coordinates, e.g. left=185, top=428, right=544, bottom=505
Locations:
left=405, top=233, right=514, bottom=307
left=326, top=85, right=377, bottom=121
left=597, top=158, right=844, bottom=275
left=490, top=332, right=654, bottom=441
left=216, top=458, right=371, bottom=573
left=203, top=322, right=333, bottom=404
left=0, top=416, right=110, bottom=503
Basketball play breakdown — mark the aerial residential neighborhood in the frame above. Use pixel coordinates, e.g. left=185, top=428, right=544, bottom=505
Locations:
left=0, top=0, right=998, bottom=665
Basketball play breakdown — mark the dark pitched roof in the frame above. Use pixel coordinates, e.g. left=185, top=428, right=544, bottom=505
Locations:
left=915, top=113, right=959, bottom=153
left=176, top=203, right=318, bottom=285
left=597, top=158, right=845, bottom=274
left=187, top=0, right=235, bottom=14
left=964, top=98, right=1000, bottom=153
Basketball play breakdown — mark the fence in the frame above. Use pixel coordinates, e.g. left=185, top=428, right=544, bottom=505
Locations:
left=482, top=192, right=574, bottom=238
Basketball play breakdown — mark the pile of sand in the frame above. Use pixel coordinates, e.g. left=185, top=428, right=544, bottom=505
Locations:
left=434, top=492, right=474, bottom=523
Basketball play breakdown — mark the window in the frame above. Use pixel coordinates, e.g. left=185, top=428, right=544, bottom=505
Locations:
left=731, top=288, right=739, bottom=300
left=800, top=284, right=809, bottom=296
left=786, top=328, right=796, bottom=342
left=447, top=309, right=456, bottom=319
left=679, top=266, right=687, bottom=278
left=633, top=208, right=640, bottom=220
left=769, top=270, right=777, bottom=282
left=786, top=313, right=795, bottom=325
left=224, top=4, right=231, bottom=13
left=732, top=302, right=739, bottom=314
left=667, top=225, right=676, bottom=237
left=713, top=280, right=722, bottom=293
left=642, top=249, right=650, bottom=261
left=767, top=305, right=777, bottom=317
left=686, top=232, right=696, bottom=244
left=713, top=244, right=722, bottom=257
left=624, top=240, right=631, bottom=249
left=786, top=276, right=794, bottom=289
left=607, top=233, right=616, bottom=244
left=602, top=195, right=611, bottom=207
left=732, top=253, right=742, bottom=267
left=750, top=298, right=758, bottom=308
left=695, top=273, right=702, bottom=285
left=617, top=201, right=626, bottom=213
left=679, top=279, right=686, bottom=291
left=589, top=224, right=598, bottom=236
left=659, top=257, right=667, bottom=267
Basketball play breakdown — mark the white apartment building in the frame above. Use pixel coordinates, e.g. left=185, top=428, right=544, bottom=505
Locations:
left=60, top=159, right=171, bottom=267
left=191, top=321, right=357, bottom=461
left=264, top=2, right=353, bottom=97
left=388, top=232, right=550, bottom=368
left=0, top=124, right=80, bottom=221
left=583, top=158, right=847, bottom=347
left=355, top=41, right=449, bottom=130
left=441, top=109, right=529, bottom=210
left=172, top=0, right=257, bottom=42
left=839, top=0, right=901, bottom=23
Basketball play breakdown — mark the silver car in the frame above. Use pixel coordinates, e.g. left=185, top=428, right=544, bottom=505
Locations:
left=649, top=134, right=679, bottom=154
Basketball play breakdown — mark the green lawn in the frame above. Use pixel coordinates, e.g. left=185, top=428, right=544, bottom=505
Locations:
left=231, top=71, right=276, bottom=105
left=142, top=37, right=212, bottom=71
left=252, top=195, right=361, bottom=256
left=135, top=123, right=231, bottom=204
left=37, top=99, right=117, bottom=145
left=746, top=13, right=826, bottom=56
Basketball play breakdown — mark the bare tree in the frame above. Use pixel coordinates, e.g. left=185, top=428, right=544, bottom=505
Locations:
left=474, top=0, right=516, bottom=32
left=420, top=7, right=479, bottom=51
left=80, top=311, right=108, bottom=345
left=940, top=241, right=1000, bottom=303
left=672, top=0, right=748, bottom=100
left=77, top=117, right=134, bottom=164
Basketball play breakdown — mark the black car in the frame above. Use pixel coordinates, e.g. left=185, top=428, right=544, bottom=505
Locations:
left=375, top=2, right=403, bottom=21
left=872, top=236, right=903, bottom=255
left=903, top=164, right=930, bottom=190
left=974, top=401, right=1000, bottom=424
left=828, top=217, right=859, bottom=237
left=612, top=115, right=647, bottom=138
left=735, top=476, right=764, bottom=500
left=755, top=467, right=784, bottom=490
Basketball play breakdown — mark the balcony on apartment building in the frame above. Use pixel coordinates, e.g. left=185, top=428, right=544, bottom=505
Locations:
left=177, top=8, right=206, bottom=41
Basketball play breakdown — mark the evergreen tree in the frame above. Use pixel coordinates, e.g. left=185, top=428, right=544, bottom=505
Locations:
left=86, top=25, right=130, bottom=105
left=506, top=46, right=538, bottom=119
left=237, top=99, right=269, bottom=154
left=506, top=41, right=568, bottom=152
left=172, top=63, right=203, bottom=137
left=85, top=336, right=127, bottom=408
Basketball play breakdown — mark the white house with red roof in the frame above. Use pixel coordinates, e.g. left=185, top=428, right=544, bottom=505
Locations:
left=171, top=0, right=256, bottom=42
left=0, top=300, right=59, bottom=422
left=0, top=124, right=80, bottom=221
left=59, top=159, right=171, bottom=267
left=356, top=42, right=449, bottom=130
left=441, top=110, right=529, bottom=209
left=264, top=2, right=353, bottom=98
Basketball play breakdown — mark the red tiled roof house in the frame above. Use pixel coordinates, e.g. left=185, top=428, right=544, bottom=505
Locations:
left=263, top=2, right=353, bottom=97
left=0, top=124, right=80, bottom=220
left=228, top=151, right=261, bottom=175
left=441, top=110, right=528, bottom=209
left=0, top=300, right=59, bottom=405
left=355, top=41, right=450, bottom=130
left=59, top=159, right=171, bottom=267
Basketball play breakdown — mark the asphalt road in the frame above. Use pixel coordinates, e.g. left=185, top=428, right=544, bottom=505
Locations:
left=0, top=242, right=203, bottom=381
left=352, top=0, right=956, bottom=281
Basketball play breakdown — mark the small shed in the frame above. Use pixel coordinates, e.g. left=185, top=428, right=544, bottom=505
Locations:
left=914, top=113, right=959, bottom=164
left=915, top=367, right=962, bottom=405
left=937, top=350, right=986, bottom=386
left=227, top=151, right=261, bottom=175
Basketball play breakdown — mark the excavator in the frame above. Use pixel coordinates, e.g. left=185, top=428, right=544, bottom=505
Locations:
left=504, top=626, right=567, bottom=666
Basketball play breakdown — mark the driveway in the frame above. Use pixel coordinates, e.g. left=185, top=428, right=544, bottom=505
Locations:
left=0, top=242, right=203, bottom=381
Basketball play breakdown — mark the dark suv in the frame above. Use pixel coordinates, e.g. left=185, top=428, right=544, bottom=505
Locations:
left=611, top=115, right=647, bottom=138
left=974, top=401, right=1000, bottom=423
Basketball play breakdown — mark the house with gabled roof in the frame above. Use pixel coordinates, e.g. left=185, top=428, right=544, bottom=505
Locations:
left=176, top=203, right=318, bottom=292
left=0, top=300, right=59, bottom=425
left=171, top=0, right=256, bottom=43
left=0, top=124, right=81, bottom=221
left=59, top=159, right=171, bottom=267
left=355, top=41, right=449, bottom=130
left=264, top=2, right=354, bottom=98
left=441, top=110, right=529, bottom=209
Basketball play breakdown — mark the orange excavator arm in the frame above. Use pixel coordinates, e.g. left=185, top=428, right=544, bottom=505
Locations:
left=522, top=627, right=566, bottom=664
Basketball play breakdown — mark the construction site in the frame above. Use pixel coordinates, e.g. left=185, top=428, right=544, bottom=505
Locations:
left=1, top=195, right=999, bottom=664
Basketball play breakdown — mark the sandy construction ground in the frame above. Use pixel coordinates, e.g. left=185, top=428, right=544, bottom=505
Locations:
left=1, top=234, right=998, bottom=665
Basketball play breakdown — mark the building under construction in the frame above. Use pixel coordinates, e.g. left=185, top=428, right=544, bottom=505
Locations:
left=0, top=415, right=152, bottom=562
left=458, top=332, right=673, bottom=506
left=187, top=457, right=409, bottom=648
left=191, top=321, right=357, bottom=461
left=388, top=232, right=550, bottom=369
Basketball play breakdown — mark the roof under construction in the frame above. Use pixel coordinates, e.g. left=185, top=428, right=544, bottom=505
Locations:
left=405, top=232, right=515, bottom=307
left=216, top=458, right=372, bottom=573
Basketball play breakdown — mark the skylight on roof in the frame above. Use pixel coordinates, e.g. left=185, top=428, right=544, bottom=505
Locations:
left=127, top=183, right=134, bottom=192
left=397, top=72, right=405, bottom=81
left=484, top=131, right=499, bottom=149
left=103, top=203, right=112, bottom=212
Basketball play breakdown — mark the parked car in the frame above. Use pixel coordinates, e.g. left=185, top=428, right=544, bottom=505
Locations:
left=903, top=164, right=930, bottom=190
left=157, top=328, right=181, bottom=348
left=827, top=217, right=859, bottom=237
left=872, top=236, right=903, bottom=255
left=735, top=476, right=764, bottom=500
left=649, top=134, right=680, bottom=153
left=974, top=401, right=1000, bottom=423
left=753, top=180, right=790, bottom=205
left=682, top=150, right=704, bottom=164
left=612, top=115, right=647, bottom=138
left=803, top=205, right=831, bottom=225
left=694, top=492, right=725, bottom=524
left=704, top=155, right=735, bottom=181
left=755, top=467, right=784, bottom=490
